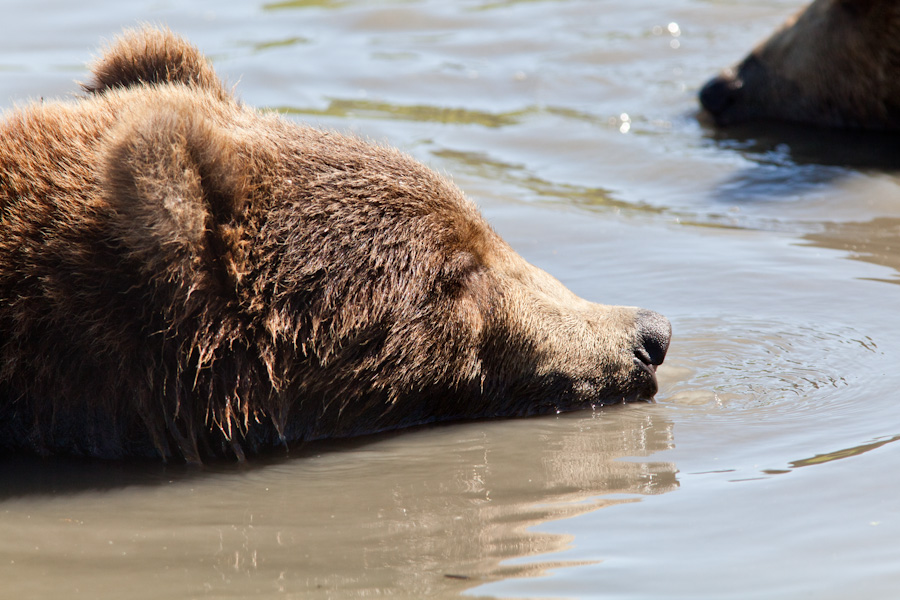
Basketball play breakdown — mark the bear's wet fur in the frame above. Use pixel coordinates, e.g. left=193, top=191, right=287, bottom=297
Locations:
left=700, top=0, right=900, bottom=131
left=0, top=27, right=670, bottom=462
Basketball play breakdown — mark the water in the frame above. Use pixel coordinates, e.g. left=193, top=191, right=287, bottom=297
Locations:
left=2, top=1, right=900, bottom=598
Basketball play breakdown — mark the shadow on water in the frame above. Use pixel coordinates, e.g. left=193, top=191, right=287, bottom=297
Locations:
left=262, top=0, right=351, bottom=10
left=762, top=434, right=900, bottom=476
left=689, top=115, right=900, bottom=281
left=275, top=99, right=532, bottom=128
left=432, top=148, right=666, bottom=215
left=802, top=217, right=900, bottom=285
left=0, top=430, right=408, bottom=499
left=699, top=116, right=900, bottom=203
left=246, top=35, right=311, bottom=52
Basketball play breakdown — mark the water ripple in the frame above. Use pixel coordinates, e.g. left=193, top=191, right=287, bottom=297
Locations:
left=657, top=316, right=880, bottom=422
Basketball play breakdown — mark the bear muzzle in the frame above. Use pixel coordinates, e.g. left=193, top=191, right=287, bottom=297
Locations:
left=699, top=55, right=772, bottom=126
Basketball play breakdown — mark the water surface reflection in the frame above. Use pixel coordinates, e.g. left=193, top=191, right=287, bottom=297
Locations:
left=0, top=406, right=677, bottom=598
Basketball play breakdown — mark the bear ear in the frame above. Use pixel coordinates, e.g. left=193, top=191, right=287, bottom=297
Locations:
left=101, top=103, right=254, bottom=297
left=83, top=26, right=230, bottom=100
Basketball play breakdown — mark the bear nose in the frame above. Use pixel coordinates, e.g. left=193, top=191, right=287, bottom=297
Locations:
left=699, top=74, right=740, bottom=118
left=634, top=309, right=671, bottom=367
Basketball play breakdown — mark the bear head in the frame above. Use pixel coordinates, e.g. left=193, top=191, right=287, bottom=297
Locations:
left=0, top=28, right=671, bottom=461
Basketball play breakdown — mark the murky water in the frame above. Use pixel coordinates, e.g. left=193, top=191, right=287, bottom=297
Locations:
left=2, top=1, right=900, bottom=598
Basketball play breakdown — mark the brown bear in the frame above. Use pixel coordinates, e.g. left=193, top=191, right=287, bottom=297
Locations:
left=700, top=0, right=900, bottom=131
left=0, top=27, right=670, bottom=462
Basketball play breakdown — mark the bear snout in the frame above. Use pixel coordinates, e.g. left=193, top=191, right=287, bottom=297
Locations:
left=700, top=55, right=771, bottom=125
left=633, top=309, right=671, bottom=370
left=629, top=309, right=670, bottom=400
left=699, top=73, right=740, bottom=122
left=700, top=51, right=791, bottom=127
